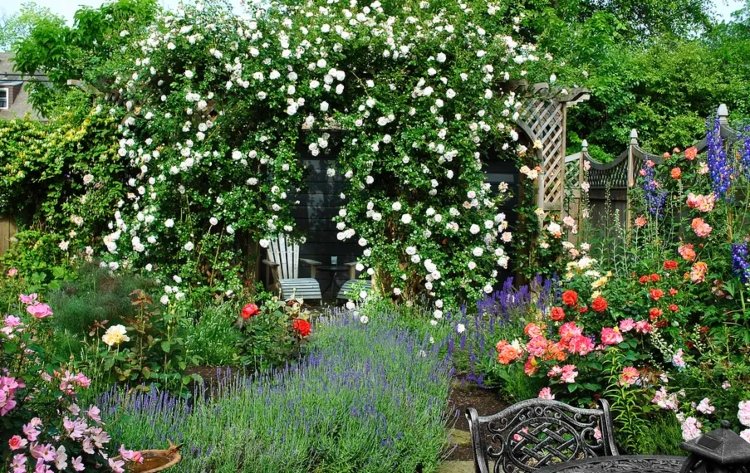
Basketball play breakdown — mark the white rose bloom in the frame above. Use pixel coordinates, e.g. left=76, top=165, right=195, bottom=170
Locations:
left=470, top=224, right=480, bottom=234
left=165, top=219, right=175, bottom=228
left=259, top=239, right=270, bottom=248
left=392, top=202, right=402, bottom=211
left=184, top=242, right=195, bottom=251
left=401, top=214, right=412, bottom=224
left=209, top=217, right=218, bottom=226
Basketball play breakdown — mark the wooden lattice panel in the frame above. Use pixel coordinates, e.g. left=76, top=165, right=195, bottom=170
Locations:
left=518, top=99, right=566, bottom=212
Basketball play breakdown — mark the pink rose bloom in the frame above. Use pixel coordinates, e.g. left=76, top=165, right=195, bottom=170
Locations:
left=634, top=320, right=652, bottom=334
left=601, top=327, right=624, bottom=346
left=567, top=335, right=595, bottom=356
left=741, top=430, right=750, bottom=444
left=8, top=435, right=27, bottom=450
left=538, top=387, right=555, bottom=400
left=722, top=381, right=731, bottom=390
left=620, top=367, right=639, bottom=386
left=696, top=398, right=715, bottom=415
left=109, top=458, right=126, bottom=473
left=559, top=322, right=582, bottom=342
left=4, top=315, right=22, bottom=328
left=26, top=303, right=53, bottom=319
left=523, top=323, right=544, bottom=338
left=11, top=454, right=27, bottom=473
left=119, top=445, right=145, bottom=464
left=30, top=443, right=56, bottom=462
left=681, top=416, right=702, bottom=441
left=7, top=268, right=17, bottom=277
left=739, top=401, right=750, bottom=427
left=23, top=418, right=42, bottom=442
left=548, top=366, right=563, bottom=377
left=691, top=218, right=712, bottom=238
left=686, top=193, right=716, bottom=212
left=526, top=336, right=549, bottom=357
left=560, top=365, right=578, bottom=383
left=634, top=215, right=648, bottom=228
left=19, top=293, right=38, bottom=305
left=71, top=456, right=85, bottom=472
left=87, top=405, right=102, bottom=423
left=652, top=387, right=679, bottom=411
left=618, top=318, right=635, bottom=333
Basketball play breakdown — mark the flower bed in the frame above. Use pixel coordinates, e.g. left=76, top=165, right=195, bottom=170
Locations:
left=100, top=314, right=452, bottom=472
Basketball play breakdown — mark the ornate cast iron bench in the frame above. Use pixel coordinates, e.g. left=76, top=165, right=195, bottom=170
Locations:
left=465, top=399, right=619, bottom=473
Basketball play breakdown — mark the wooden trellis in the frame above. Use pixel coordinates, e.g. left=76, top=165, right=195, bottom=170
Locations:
left=516, top=84, right=590, bottom=213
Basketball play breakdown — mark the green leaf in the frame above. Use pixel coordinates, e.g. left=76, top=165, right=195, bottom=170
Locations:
left=161, top=341, right=171, bottom=353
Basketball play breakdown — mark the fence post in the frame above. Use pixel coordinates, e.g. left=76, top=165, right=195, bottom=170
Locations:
left=626, top=129, right=638, bottom=233
left=717, top=103, right=729, bottom=125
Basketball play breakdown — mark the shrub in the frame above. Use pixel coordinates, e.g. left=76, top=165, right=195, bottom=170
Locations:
left=101, top=313, right=452, bottom=472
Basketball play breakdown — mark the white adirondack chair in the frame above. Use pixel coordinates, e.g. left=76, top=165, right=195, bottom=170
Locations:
left=262, top=235, right=322, bottom=302
left=336, top=262, right=373, bottom=301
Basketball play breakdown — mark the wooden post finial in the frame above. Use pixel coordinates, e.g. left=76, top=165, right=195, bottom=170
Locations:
left=629, top=129, right=638, bottom=145
left=717, top=104, right=729, bottom=125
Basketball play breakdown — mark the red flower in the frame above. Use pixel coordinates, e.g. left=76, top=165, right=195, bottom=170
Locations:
left=241, top=303, right=260, bottom=320
left=650, top=273, right=661, bottom=282
left=669, top=288, right=678, bottom=296
left=649, top=308, right=663, bottom=321
left=578, top=305, right=589, bottom=314
left=561, top=290, right=578, bottom=307
left=550, top=307, right=566, bottom=321
left=649, top=288, right=664, bottom=301
left=591, top=296, right=608, bottom=313
left=663, top=260, right=678, bottom=271
left=669, top=304, right=679, bottom=312
left=292, top=318, right=312, bottom=337
left=638, top=275, right=650, bottom=284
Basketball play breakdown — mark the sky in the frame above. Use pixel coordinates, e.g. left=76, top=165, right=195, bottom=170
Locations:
left=0, top=0, right=746, bottom=24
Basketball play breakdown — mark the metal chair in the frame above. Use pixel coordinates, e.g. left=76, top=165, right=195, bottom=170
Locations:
left=465, top=398, right=619, bottom=473
left=262, top=235, right=322, bottom=302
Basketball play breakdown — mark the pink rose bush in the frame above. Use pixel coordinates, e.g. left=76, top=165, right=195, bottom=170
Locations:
left=0, top=288, right=142, bottom=471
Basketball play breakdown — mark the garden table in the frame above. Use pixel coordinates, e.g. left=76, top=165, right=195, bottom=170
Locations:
left=534, top=455, right=687, bottom=473
left=318, top=265, right=350, bottom=299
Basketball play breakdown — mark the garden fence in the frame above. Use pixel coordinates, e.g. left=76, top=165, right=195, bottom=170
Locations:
left=0, top=216, right=16, bottom=257
left=565, top=104, right=740, bottom=231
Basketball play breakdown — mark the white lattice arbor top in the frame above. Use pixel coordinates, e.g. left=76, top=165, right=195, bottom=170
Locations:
left=515, top=83, right=589, bottom=212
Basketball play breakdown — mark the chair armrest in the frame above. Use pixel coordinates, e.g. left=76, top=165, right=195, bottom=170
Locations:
left=300, top=258, right=321, bottom=277
left=262, top=259, right=279, bottom=267
left=345, top=262, right=358, bottom=279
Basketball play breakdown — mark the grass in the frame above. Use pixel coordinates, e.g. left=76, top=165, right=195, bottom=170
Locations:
left=101, top=312, right=453, bottom=472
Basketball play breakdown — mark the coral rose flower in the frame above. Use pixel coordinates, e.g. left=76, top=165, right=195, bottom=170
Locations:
left=663, top=260, right=678, bottom=271
left=691, top=218, right=712, bottom=238
left=241, top=303, right=260, bottom=320
left=684, top=146, right=698, bottom=160
left=549, top=306, right=566, bottom=321
left=591, top=296, right=608, bottom=313
left=524, top=322, right=543, bottom=338
left=620, top=367, right=640, bottom=386
left=690, top=262, right=708, bottom=283
left=670, top=167, right=682, bottom=179
left=649, top=308, right=663, bottom=320
left=649, top=288, right=664, bottom=301
left=561, top=290, right=578, bottom=307
left=292, top=318, right=312, bottom=337
left=634, top=215, right=648, bottom=228
left=678, top=243, right=696, bottom=262
left=567, top=335, right=595, bottom=356
left=496, top=340, right=523, bottom=364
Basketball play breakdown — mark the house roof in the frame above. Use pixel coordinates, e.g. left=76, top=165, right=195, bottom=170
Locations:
left=0, top=53, right=47, bottom=82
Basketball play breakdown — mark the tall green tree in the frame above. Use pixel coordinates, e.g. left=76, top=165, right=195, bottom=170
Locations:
left=0, top=2, right=62, bottom=52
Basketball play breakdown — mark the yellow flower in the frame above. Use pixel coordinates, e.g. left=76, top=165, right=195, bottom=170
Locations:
left=102, top=324, right=130, bottom=347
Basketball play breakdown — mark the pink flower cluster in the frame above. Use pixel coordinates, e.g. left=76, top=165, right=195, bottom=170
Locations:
left=1, top=315, right=23, bottom=338
left=19, top=294, right=53, bottom=319
left=58, top=371, right=91, bottom=395
left=8, top=402, right=143, bottom=473
left=652, top=386, right=680, bottom=411
left=548, top=365, right=578, bottom=383
left=0, top=376, right=24, bottom=416
left=618, top=318, right=653, bottom=334
left=690, top=218, right=712, bottom=238
left=686, top=193, right=716, bottom=212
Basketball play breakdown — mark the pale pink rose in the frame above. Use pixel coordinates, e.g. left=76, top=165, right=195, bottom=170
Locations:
left=6, top=268, right=18, bottom=277
left=672, top=349, right=687, bottom=369
left=739, top=401, right=750, bottom=427
left=19, top=293, right=38, bottom=305
left=526, top=336, right=549, bottom=357
left=681, top=416, right=702, bottom=441
left=601, top=327, right=624, bottom=346
left=567, top=335, right=595, bottom=356
left=696, top=398, right=715, bottom=415
left=741, top=430, right=750, bottom=443
left=652, top=387, right=679, bottom=411
left=560, top=365, right=578, bottom=383
left=538, top=387, right=555, bottom=400
left=26, top=303, right=53, bottom=319
left=618, top=318, right=635, bottom=332
left=8, top=435, right=27, bottom=450
left=634, top=320, right=652, bottom=334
